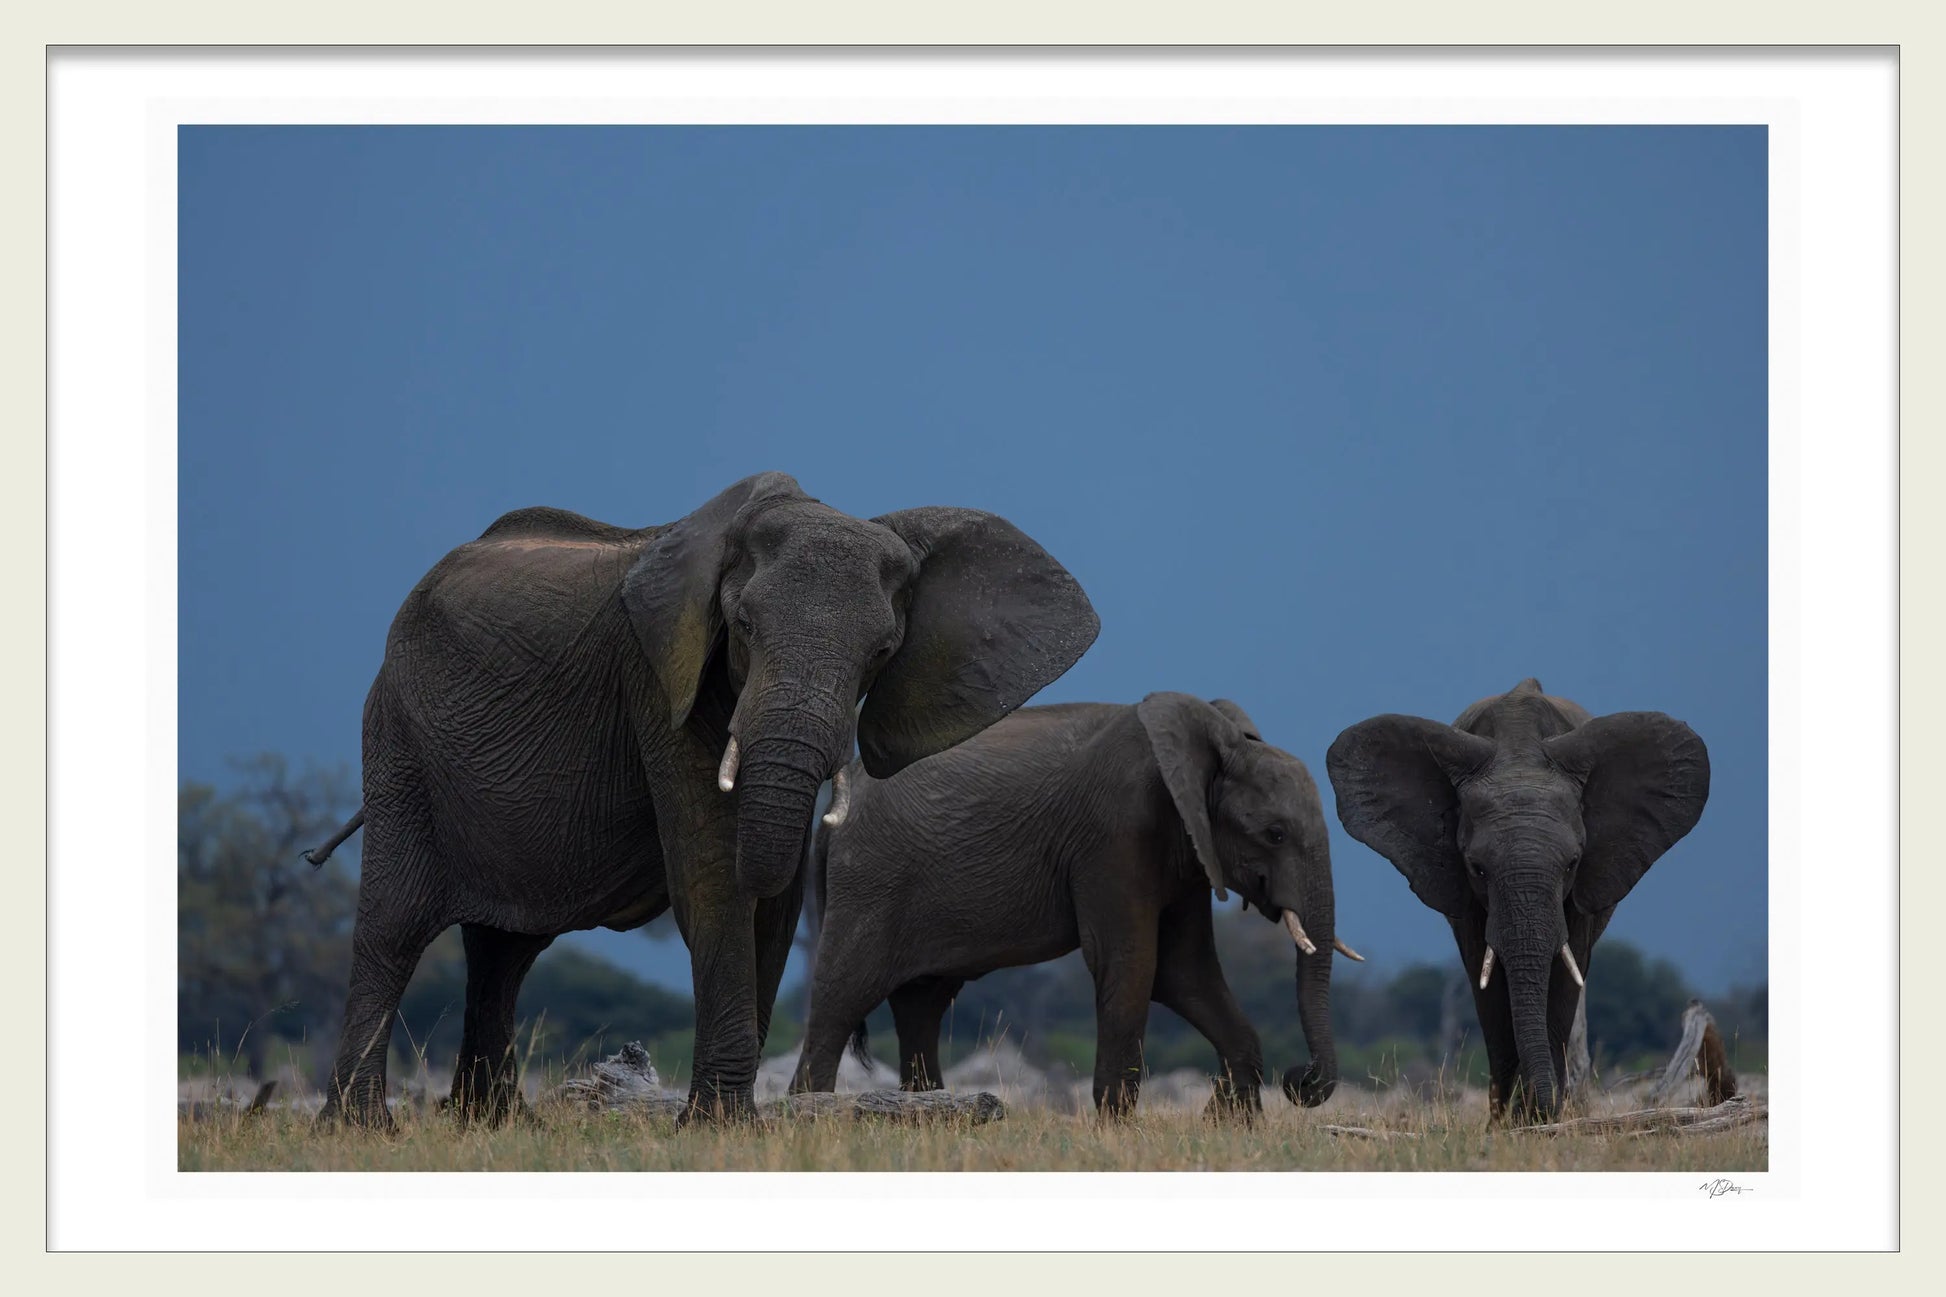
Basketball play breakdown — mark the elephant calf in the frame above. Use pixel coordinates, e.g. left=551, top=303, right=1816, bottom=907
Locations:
left=792, top=693, right=1361, bottom=1117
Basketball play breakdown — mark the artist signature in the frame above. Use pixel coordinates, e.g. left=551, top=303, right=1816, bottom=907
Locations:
left=1697, top=1178, right=1753, bottom=1199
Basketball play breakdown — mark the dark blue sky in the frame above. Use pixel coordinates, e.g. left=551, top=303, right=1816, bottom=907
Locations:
left=179, top=126, right=1766, bottom=993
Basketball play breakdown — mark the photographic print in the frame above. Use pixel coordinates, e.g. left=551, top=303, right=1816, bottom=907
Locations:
left=174, top=122, right=1767, bottom=1174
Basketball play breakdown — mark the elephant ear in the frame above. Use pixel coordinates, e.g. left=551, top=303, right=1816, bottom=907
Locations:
left=1207, top=698, right=1263, bottom=741
left=856, top=507, right=1099, bottom=778
left=1545, top=712, right=1710, bottom=914
left=620, top=472, right=804, bottom=727
left=1138, top=693, right=1250, bottom=898
left=1325, top=715, right=1494, bottom=919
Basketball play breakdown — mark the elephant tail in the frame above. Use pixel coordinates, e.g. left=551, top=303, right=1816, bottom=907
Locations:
left=847, top=1019, right=874, bottom=1071
left=301, top=808, right=365, bottom=867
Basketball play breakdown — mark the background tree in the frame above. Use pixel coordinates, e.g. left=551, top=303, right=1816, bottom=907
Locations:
left=179, top=759, right=1763, bottom=1093
left=177, top=755, right=360, bottom=1079
left=179, top=755, right=702, bottom=1090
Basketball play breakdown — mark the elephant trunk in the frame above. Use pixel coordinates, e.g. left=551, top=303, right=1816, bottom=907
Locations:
left=1288, top=943, right=1338, bottom=1107
left=729, top=681, right=854, bottom=900
left=1503, top=943, right=1560, bottom=1119
left=1487, top=864, right=1569, bottom=1120
left=1282, top=868, right=1339, bottom=1107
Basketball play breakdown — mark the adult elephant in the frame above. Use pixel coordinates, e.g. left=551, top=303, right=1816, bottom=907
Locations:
left=1326, top=678, right=1709, bottom=1122
left=792, top=694, right=1360, bottom=1118
left=306, top=473, right=1098, bottom=1127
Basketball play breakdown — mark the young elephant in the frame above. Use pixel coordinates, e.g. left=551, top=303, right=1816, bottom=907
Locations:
left=792, top=693, right=1360, bottom=1117
left=1327, top=678, right=1709, bottom=1122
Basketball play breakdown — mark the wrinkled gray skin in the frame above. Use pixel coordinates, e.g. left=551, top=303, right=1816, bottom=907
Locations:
left=1327, top=678, right=1709, bottom=1122
left=311, top=473, right=1098, bottom=1128
left=792, top=693, right=1351, bottom=1118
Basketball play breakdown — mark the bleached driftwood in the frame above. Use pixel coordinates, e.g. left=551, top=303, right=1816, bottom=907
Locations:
left=1321, top=1125, right=1422, bottom=1142
left=549, top=1042, right=1005, bottom=1124
left=1647, top=1000, right=1739, bottom=1106
left=1512, top=1095, right=1766, bottom=1137
left=178, top=1080, right=278, bottom=1122
left=551, top=1042, right=691, bottom=1119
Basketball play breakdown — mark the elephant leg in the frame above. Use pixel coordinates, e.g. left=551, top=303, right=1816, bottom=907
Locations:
left=888, top=977, right=961, bottom=1091
left=751, top=862, right=806, bottom=1055
left=676, top=891, right=762, bottom=1123
left=317, top=850, right=445, bottom=1131
left=791, top=955, right=897, bottom=1094
left=789, top=868, right=898, bottom=1094
left=1081, top=927, right=1158, bottom=1119
left=647, top=742, right=761, bottom=1124
left=1152, top=900, right=1264, bottom=1120
left=449, top=925, right=554, bottom=1126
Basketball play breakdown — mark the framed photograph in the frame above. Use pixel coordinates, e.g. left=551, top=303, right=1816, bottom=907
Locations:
left=38, top=41, right=1903, bottom=1258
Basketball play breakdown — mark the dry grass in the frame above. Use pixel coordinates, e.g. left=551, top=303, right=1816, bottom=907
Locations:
left=179, top=1086, right=1768, bottom=1173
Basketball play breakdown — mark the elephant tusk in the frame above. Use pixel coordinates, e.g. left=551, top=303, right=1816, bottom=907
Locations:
left=1333, top=937, right=1365, bottom=962
left=1478, top=945, right=1496, bottom=990
left=717, top=735, right=740, bottom=793
left=822, top=766, right=852, bottom=828
left=1559, top=944, right=1585, bottom=988
left=1282, top=910, right=1318, bottom=956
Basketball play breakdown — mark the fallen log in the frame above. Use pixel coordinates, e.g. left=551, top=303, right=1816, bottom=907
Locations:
left=551, top=1042, right=688, bottom=1118
left=1513, top=1095, right=1766, bottom=1137
left=549, top=1042, right=1006, bottom=1124
left=770, top=1089, right=1005, bottom=1124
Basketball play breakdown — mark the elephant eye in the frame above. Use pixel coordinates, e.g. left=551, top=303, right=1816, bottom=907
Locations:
left=733, top=610, right=754, bottom=637
left=869, top=640, right=896, bottom=665
left=1265, top=824, right=1287, bottom=846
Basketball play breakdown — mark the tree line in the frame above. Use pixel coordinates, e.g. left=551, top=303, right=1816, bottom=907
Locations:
left=180, top=757, right=1765, bottom=1089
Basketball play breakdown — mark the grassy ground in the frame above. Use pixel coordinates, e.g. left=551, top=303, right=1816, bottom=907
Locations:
left=180, top=1091, right=1767, bottom=1173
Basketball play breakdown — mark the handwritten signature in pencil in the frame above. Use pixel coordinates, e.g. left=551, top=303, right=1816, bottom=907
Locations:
left=1697, top=1178, right=1753, bottom=1199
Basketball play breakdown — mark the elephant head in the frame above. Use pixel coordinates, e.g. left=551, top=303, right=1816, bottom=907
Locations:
left=1137, top=693, right=1358, bottom=1108
left=1326, top=680, right=1709, bottom=1118
left=624, top=473, right=1099, bottom=899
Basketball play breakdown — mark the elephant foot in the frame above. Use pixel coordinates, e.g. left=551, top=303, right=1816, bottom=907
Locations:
left=1488, top=1077, right=1560, bottom=1126
left=1202, top=1081, right=1262, bottom=1124
left=677, top=1084, right=759, bottom=1127
left=446, top=1090, right=540, bottom=1130
left=314, top=1092, right=397, bottom=1135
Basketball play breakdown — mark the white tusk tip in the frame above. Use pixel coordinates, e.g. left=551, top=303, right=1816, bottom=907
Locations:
left=1281, top=910, right=1317, bottom=955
